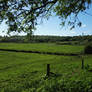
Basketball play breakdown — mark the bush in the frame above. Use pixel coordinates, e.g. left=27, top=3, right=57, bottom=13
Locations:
left=84, top=43, right=92, bottom=54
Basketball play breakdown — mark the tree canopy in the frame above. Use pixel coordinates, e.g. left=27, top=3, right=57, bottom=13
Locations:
left=0, top=0, right=92, bottom=34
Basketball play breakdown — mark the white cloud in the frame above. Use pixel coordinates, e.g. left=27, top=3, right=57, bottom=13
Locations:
left=70, top=31, right=76, bottom=34
left=81, top=24, right=86, bottom=28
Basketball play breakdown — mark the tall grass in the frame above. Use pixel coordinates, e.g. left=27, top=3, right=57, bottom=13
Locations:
left=0, top=51, right=92, bottom=92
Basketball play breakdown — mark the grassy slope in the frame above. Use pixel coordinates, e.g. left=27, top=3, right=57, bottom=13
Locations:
left=0, top=43, right=84, bottom=54
left=0, top=51, right=92, bottom=92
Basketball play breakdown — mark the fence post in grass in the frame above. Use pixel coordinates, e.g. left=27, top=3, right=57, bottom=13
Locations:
left=47, top=64, right=50, bottom=76
left=82, top=58, right=84, bottom=69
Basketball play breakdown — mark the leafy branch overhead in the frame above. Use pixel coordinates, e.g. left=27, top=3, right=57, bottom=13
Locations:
left=0, top=0, right=92, bottom=33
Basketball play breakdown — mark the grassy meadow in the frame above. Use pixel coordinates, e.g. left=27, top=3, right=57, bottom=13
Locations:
left=0, top=43, right=92, bottom=92
left=0, top=43, right=84, bottom=54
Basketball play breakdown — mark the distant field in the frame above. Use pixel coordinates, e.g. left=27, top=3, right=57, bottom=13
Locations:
left=0, top=51, right=92, bottom=91
left=0, top=43, right=84, bottom=54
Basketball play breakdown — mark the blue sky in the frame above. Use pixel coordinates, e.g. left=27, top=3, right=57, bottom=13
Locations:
left=0, top=5, right=92, bottom=36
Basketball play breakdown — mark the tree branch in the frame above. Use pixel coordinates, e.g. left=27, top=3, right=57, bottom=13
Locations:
left=28, top=0, right=57, bottom=15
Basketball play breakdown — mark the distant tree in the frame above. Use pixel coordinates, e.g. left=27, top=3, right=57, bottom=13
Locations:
left=26, top=30, right=33, bottom=41
left=84, top=43, right=92, bottom=54
left=0, top=0, right=92, bottom=34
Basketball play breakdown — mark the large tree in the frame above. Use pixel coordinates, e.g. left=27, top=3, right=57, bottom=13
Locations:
left=0, top=0, right=92, bottom=34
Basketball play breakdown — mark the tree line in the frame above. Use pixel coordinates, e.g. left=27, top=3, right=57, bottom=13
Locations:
left=0, top=35, right=92, bottom=45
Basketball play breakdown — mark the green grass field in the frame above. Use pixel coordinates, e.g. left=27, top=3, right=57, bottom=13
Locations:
left=0, top=43, right=84, bottom=54
left=0, top=43, right=92, bottom=92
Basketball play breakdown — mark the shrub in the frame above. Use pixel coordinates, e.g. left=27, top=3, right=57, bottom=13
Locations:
left=84, top=43, right=92, bottom=54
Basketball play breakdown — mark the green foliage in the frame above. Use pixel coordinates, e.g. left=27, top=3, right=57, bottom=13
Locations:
left=1, top=35, right=92, bottom=44
left=0, top=0, right=92, bottom=33
left=84, top=43, right=92, bottom=54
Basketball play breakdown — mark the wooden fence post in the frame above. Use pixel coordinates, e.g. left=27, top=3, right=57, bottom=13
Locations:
left=82, top=58, right=84, bottom=69
left=47, top=64, right=50, bottom=76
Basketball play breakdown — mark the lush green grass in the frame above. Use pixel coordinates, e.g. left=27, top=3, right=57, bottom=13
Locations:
left=0, top=43, right=84, bottom=54
left=0, top=51, right=92, bottom=92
